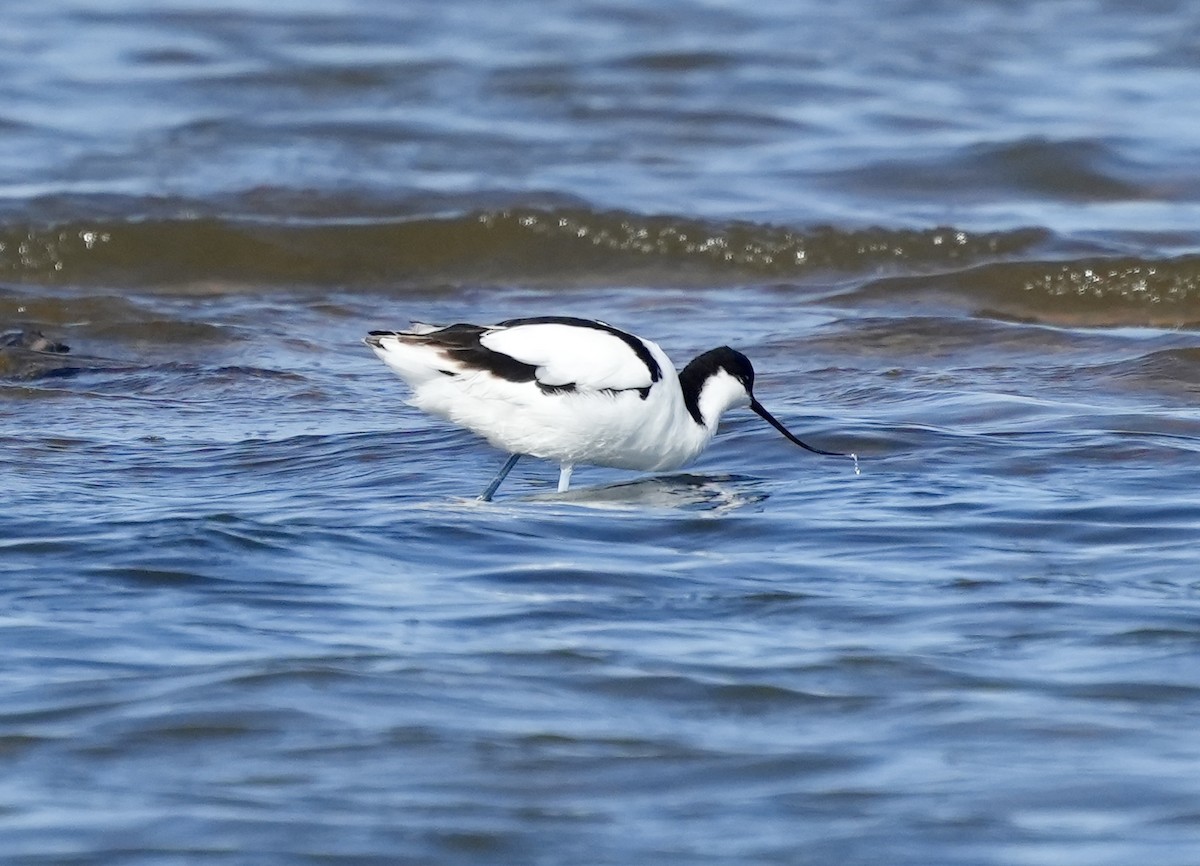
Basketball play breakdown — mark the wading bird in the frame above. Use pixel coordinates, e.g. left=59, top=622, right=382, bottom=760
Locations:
left=365, top=316, right=851, bottom=500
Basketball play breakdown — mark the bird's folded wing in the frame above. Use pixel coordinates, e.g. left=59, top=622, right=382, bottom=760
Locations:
left=479, top=323, right=655, bottom=391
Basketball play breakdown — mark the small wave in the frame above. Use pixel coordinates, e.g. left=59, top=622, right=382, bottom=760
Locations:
left=846, top=255, right=1200, bottom=327
left=0, top=208, right=1047, bottom=289
left=7, top=206, right=1192, bottom=328
left=1092, top=347, right=1200, bottom=398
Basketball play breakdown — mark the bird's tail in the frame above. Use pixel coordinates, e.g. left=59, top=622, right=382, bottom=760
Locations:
left=364, top=328, right=451, bottom=387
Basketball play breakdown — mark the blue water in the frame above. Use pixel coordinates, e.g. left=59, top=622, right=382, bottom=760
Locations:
left=4, top=2, right=1200, bottom=864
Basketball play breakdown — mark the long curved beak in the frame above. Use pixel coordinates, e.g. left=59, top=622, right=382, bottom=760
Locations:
left=750, top=398, right=846, bottom=457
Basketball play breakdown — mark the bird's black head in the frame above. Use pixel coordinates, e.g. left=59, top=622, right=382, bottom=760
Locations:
left=689, top=345, right=754, bottom=389
left=680, top=344, right=849, bottom=458
left=679, top=346, right=755, bottom=425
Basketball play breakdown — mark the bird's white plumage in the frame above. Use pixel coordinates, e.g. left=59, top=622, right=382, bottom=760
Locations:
left=367, top=320, right=712, bottom=471
left=430, top=347, right=695, bottom=471
left=478, top=322, right=654, bottom=391
left=364, top=316, right=846, bottom=498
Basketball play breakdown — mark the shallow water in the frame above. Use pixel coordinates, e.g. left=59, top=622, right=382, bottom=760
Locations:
left=4, top=1, right=1200, bottom=864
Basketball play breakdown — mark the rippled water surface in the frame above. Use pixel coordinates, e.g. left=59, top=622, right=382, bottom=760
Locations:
left=5, top=1, right=1200, bottom=864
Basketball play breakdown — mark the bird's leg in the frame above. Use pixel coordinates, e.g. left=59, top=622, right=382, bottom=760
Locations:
left=478, top=453, right=521, bottom=502
left=557, top=463, right=574, bottom=493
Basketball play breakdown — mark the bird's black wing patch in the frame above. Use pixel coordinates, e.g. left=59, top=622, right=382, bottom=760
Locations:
left=427, top=323, right=543, bottom=384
